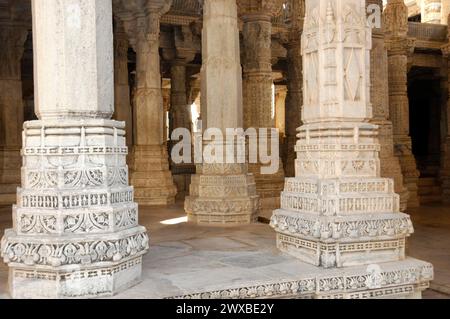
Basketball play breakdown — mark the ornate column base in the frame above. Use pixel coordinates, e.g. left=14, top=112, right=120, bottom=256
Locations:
left=394, top=139, right=420, bottom=208
left=185, top=163, right=260, bottom=226
left=0, top=147, right=21, bottom=206
left=2, top=228, right=148, bottom=299
left=272, top=179, right=412, bottom=268
left=271, top=123, right=429, bottom=272
left=0, top=119, right=149, bottom=299
left=130, top=145, right=177, bottom=206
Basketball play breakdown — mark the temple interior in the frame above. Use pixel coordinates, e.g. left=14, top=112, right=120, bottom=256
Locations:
left=0, top=0, right=450, bottom=299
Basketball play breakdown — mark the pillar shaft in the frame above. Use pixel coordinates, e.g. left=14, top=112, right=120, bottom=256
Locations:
left=114, top=19, right=133, bottom=148
left=384, top=0, right=420, bottom=208
left=185, top=0, right=260, bottom=225
left=1, top=0, right=148, bottom=299
left=170, top=62, right=195, bottom=198
left=171, top=63, right=191, bottom=131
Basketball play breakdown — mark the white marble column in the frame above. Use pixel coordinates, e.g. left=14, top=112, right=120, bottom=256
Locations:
left=0, top=16, right=28, bottom=206
left=185, top=0, right=260, bottom=225
left=1, top=0, right=149, bottom=299
left=271, top=1, right=432, bottom=293
left=116, top=0, right=177, bottom=206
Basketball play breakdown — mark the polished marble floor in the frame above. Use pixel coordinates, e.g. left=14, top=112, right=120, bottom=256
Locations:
left=0, top=203, right=449, bottom=299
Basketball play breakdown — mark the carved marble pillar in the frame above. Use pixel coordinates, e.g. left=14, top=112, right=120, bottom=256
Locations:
left=116, top=0, right=177, bottom=206
left=0, top=21, right=27, bottom=206
left=185, top=0, right=260, bottom=225
left=441, top=28, right=450, bottom=203
left=384, top=0, right=420, bottom=208
left=114, top=19, right=133, bottom=150
left=282, top=0, right=305, bottom=178
left=368, top=0, right=409, bottom=211
left=271, top=1, right=432, bottom=298
left=1, top=0, right=149, bottom=298
left=238, top=0, right=286, bottom=212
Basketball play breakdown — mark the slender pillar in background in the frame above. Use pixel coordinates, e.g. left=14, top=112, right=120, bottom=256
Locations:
left=185, top=0, right=260, bottom=225
left=116, top=0, right=177, bottom=206
left=367, top=0, right=409, bottom=211
left=238, top=0, right=286, bottom=214
left=384, top=0, right=420, bottom=208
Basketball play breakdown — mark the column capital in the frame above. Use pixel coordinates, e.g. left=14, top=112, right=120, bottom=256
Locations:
left=237, top=0, right=285, bottom=21
left=162, top=25, right=198, bottom=64
left=385, top=37, right=415, bottom=57
left=383, top=0, right=408, bottom=38
left=114, top=0, right=172, bottom=50
left=284, top=0, right=305, bottom=32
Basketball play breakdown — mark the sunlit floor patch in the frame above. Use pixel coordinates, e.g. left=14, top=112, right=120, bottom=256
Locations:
left=160, top=216, right=188, bottom=225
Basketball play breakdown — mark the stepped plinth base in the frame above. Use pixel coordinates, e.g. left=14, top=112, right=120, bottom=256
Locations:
left=7, top=257, right=144, bottom=299
left=169, top=258, right=432, bottom=299
left=272, top=209, right=413, bottom=268
left=1, top=227, right=149, bottom=299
